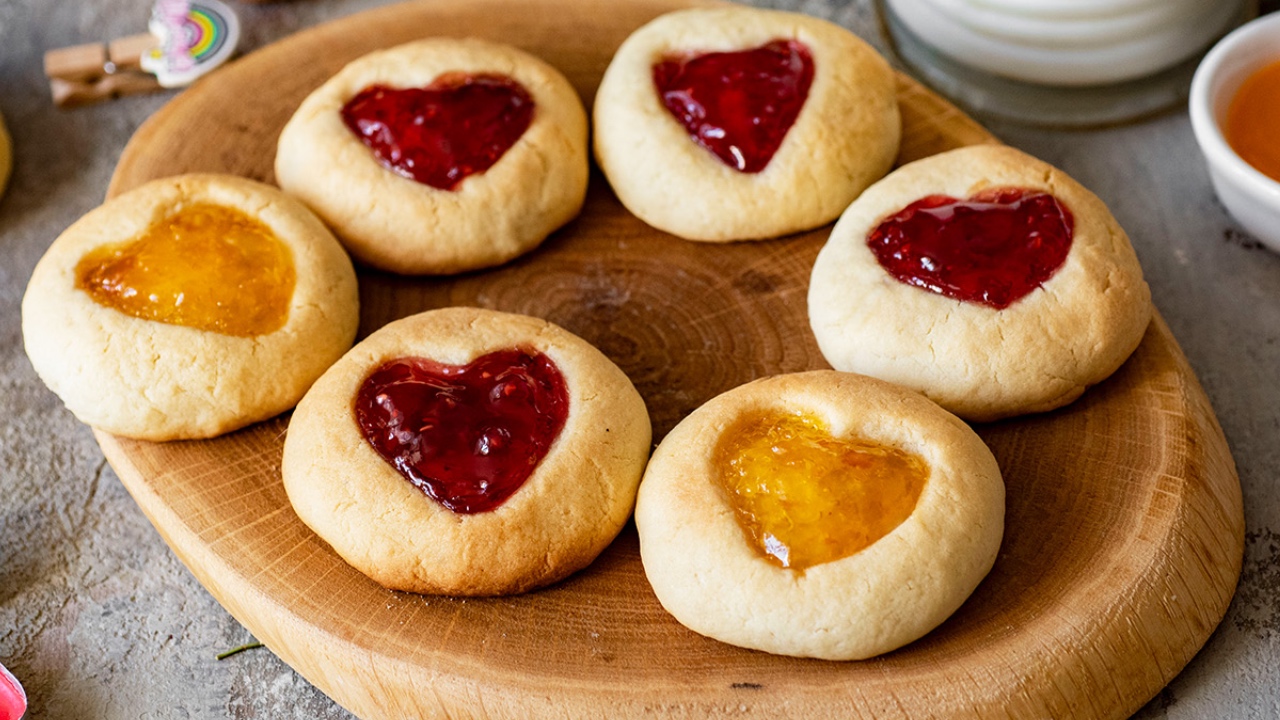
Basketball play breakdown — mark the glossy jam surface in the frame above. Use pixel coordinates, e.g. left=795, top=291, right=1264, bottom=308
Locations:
left=714, top=412, right=928, bottom=570
left=75, top=203, right=294, bottom=337
left=354, top=350, right=569, bottom=514
left=1225, top=59, right=1280, bottom=184
left=341, top=74, right=534, bottom=191
left=867, top=188, right=1074, bottom=309
left=653, top=40, right=814, bottom=173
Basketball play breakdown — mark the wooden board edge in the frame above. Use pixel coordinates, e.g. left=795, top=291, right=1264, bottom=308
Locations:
left=90, top=313, right=1247, bottom=720
left=1137, top=314, right=1245, bottom=699
left=87, top=0, right=1244, bottom=715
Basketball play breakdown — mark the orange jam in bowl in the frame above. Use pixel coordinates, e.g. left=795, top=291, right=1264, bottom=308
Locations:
left=75, top=203, right=295, bottom=337
left=1224, top=59, right=1280, bottom=184
left=713, top=411, right=929, bottom=570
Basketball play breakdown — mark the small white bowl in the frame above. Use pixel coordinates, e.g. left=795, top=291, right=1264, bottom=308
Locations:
left=1189, top=12, right=1280, bottom=254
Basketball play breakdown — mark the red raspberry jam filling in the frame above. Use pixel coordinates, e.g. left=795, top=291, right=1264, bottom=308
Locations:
left=867, top=188, right=1074, bottom=309
left=653, top=40, right=814, bottom=173
left=340, top=74, right=535, bottom=191
left=354, top=349, right=569, bottom=514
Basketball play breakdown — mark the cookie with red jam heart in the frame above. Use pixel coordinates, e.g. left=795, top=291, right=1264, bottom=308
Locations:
left=282, top=308, right=652, bottom=596
left=809, top=145, right=1152, bottom=422
left=635, top=371, right=1004, bottom=660
left=276, top=38, right=588, bottom=275
left=593, top=7, right=900, bottom=242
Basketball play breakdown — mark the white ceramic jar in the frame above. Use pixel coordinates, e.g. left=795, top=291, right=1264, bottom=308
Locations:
left=878, top=0, right=1250, bottom=125
left=886, top=0, right=1240, bottom=86
left=1190, top=12, right=1280, bottom=254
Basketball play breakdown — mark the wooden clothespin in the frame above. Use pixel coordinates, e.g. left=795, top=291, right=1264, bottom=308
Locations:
left=44, top=0, right=241, bottom=109
left=45, top=34, right=162, bottom=108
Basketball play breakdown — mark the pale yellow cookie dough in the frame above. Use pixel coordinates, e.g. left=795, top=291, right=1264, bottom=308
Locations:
left=809, top=145, right=1152, bottom=422
left=276, top=38, right=588, bottom=275
left=282, top=308, right=652, bottom=597
left=635, top=371, right=1004, bottom=660
left=593, top=7, right=901, bottom=242
left=22, top=174, right=360, bottom=441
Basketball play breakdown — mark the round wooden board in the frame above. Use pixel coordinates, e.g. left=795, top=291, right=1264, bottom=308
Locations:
left=96, top=1, right=1244, bottom=718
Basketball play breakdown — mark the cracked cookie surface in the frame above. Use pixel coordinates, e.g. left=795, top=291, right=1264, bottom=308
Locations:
left=277, top=38, right=589, bottom=275
left=22, top=174, right=359, bottom=440
left=593, top=7, right=900, bottom=242
left=809, top=145, right=1152, bottom=422
left=283, top=308, right=652, bottom=596
left=636, top=371, right=1004, bottom=659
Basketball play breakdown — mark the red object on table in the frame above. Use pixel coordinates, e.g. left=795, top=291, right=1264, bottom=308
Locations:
left=0, top=662, right=26, bottom=720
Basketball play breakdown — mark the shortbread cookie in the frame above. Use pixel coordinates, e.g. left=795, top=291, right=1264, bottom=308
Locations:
left=22, top=174, right=359, bottom=441
left=809, top=145, right=1152, bottom=422
left=636, top=371, right=1004, bottom=660
left=283, top=308, right=652, bottom=596
left=593, top=7, right=900, bottom=242
left=276, top=38, right=588, bottom=275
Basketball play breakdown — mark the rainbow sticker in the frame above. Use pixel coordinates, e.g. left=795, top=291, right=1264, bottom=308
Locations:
left=140, top=0, right=241, bottom=88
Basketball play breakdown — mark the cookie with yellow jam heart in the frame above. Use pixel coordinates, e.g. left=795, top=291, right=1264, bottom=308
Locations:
left=635, top=371, right=1004, bottom=660
left=22, top=174, right=359, bottom=440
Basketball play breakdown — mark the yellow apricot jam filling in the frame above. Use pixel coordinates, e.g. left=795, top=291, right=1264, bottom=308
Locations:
left=75, top=203, right=295, bottom=337
left=713, top=412, right=929, bottom=570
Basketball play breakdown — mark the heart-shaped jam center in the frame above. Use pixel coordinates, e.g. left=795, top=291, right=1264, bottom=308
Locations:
left=653, top=39, right=814, bottom=173
left=75, top=203, right=295, bottom=337
left=341, top=74, right=535, bottom=191
left=714, top=412, right=928, bottom=570
left=354, top=349, right=569, bottom=514
left=867, top=187, right=1074, bottom=309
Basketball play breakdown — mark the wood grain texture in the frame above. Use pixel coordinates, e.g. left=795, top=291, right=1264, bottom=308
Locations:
left=96, top=0, right=1245, bottom=718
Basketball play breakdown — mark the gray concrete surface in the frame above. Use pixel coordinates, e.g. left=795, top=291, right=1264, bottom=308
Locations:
left=1, top=0, right=1277, bottom=718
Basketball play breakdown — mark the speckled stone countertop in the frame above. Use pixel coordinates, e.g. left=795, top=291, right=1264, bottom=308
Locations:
left=1, top=1, right=1277, bottom=718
